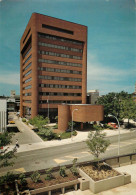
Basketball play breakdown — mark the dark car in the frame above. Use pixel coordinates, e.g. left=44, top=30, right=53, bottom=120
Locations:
left=66, top=129, right=72, bottom=132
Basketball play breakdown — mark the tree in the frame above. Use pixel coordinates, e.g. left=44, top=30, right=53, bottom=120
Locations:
left=0, top=132, right=16, bottom=168
left=86, top=129, right=110, bottom=172
left=120, top=98, right=136, bottom=126
left=29, top=115, right=49, bottom=129
left=97, top=91, right=131, bottom=120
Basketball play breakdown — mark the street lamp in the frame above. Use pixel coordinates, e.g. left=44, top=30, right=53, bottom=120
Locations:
left=47, top=96, right=49, bottom=123
left=71, top=109, right=78, bottom=140
left=108, top=114, right=120, bottom=156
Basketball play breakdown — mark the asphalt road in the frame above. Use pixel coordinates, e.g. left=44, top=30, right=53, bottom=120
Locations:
left=1, top=137, right=136, bottom=175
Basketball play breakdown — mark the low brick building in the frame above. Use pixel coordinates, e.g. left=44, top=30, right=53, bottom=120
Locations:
left=58, top=104, right=104, bottom=131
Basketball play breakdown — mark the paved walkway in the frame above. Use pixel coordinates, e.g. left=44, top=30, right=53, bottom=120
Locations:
left=9, top=114, right=43, bottom=145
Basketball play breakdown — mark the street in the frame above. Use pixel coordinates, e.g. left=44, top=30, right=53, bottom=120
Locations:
left=1, top=137, right=136, bottom=175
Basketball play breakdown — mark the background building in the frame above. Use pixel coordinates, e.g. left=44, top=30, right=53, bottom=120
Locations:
left=20, top=13, right=87, bottom=119
left=87, top=90, right=99, bottom=105
left=0, top=99, right=7, bottom=132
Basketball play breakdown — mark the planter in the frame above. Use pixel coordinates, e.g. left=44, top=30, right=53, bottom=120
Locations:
left=30, top=179, right=79, bottom=195
left=17, top=179, right=79, bottom=195
left=78, top=163, right=131, bottom=194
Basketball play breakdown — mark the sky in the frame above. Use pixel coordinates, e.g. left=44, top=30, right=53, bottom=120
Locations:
left=0, top=0, right=135, bottom=96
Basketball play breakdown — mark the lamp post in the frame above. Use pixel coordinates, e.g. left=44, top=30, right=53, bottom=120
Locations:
left=71, top=109, right=78, bottom=140
left=108, top=114, right=120, bottom=156
left=47, top=96, right=49, bottom=123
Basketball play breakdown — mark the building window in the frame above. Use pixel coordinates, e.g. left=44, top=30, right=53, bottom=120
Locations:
left=23, top=55, right=32, bottom=65
left=38, top=58, right=82, bottom=67
left=38, top=42, right=82, bottom=53
left=38, top=67, right=82, bottom=75
left=24, top=93, right=31, bottom=96
left=38, top=33, right=83, bottom=45
left=24, top=77, right=32, bottom=83
left=23, top=100, right=32, bottom=103
left=24, top=47, right=32, bottom=58
left=23, top=62, right=32, bottom=71
left=23, top=85, right=32, bottom=90
left=24, top=70, right=32, bottom=77
left=39, top=92, right=82, bottom=96
left=38, top=50, right=82, bottom=60
left=42, top=24, right=74, bottom=35
left=38, top=75, right=82, bottom=82
left=39, top=83, right=82, bottom=89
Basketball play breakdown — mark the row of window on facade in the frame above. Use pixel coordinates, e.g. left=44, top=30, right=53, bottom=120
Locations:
left=38, top=58, right=82, bottom=67
left=38, top=75, right=82, bottom=82
left=23, top=66, right=82, bottom=79
left=38, top=50, right=82, bottom=60
left=39, top=100, right=82, bottom=104
left=38, top=42, right=82, bottom=53
left=23, top=91, right=81, bottom=97
left=38, top=67, right=82, bottom=75
left=39, top=92, right=81, bottom=96
left=38, top=33, right=83, bottom=46
left=22, top=58, right=82, bottom=73
left=23, top=100, right=82, bottom=104
left=23, top=84, right=81, bottom=90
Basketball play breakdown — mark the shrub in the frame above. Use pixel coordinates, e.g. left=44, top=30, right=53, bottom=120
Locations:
left=45, top=168, right=53, bottom=180
left=22, top=118, right=26, bottom=122
left=19, top=173, right=27, bottom=185
left=29, top=115, right=48, bottom=129
left=60, top=131, right=77, bottom=139
left=93, top=124, right=103, bottom=130
left=0, top=172, right=16, bottom=184
left=59, top=166, right=67, bottom=177
left=38, top=127, right=56, bottom=140
left=53, top=124, right=58, bottom=129
left=31, top=171, right=40, bottom=183
left=70, top=158, right=78, bottom=176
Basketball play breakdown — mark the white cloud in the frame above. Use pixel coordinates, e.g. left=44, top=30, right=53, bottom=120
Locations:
left=87, top=53, right=134, bottom=82
left=87, top=52, right=135, bottom=94
left=0, top=72, right=20, bottom=85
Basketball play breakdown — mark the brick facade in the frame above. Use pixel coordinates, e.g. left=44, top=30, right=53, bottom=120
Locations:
left=20, top=13, right=87, bottom=118
left=58, top=104, right=104, bottom=131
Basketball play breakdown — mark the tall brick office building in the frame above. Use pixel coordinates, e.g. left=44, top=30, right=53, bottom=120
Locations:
left=20, top=13, right=87, bottom=118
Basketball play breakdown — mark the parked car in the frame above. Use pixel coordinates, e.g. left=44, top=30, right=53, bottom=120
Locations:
left=0, top=146, right=4, bottom=153
left=108, top=122, right=118, bottom=129
left=9, top=120, right=15, bottom=124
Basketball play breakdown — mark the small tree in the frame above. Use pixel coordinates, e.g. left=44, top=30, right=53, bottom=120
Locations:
left=29, top=115, right=49, bottom=129
left=59, top=166, right=67, bottom=177
left=86, top=129, right=110, bottom=173
left=45, top=168, right=53, bottom=180
left=31, top=171, right=40, bottom=183
left=68, top=121, right=75, bottom=130
left=0, top=132, right=16, bottom=168
left=70, top=158, right=78, bottom=176
left=19, top=173, right=27, bottom=186
left=120, top=98, right=136, bottom=127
